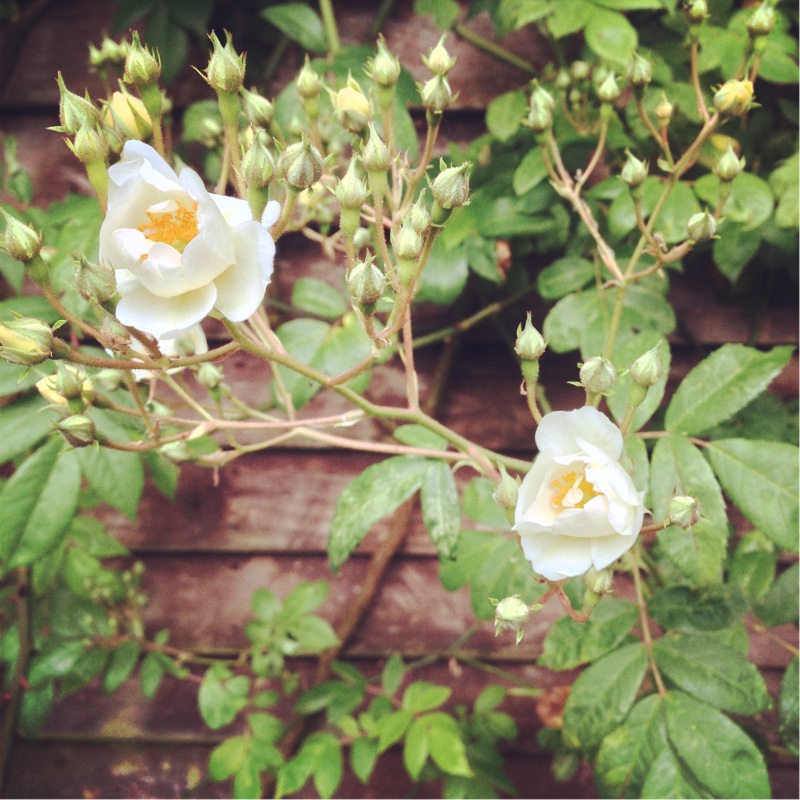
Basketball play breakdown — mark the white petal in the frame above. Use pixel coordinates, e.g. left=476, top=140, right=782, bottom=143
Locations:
left=518, top=531, right=594, bottom=581
left=211, top=193, right=253, bottom=228
left=213, top=221, right=275, bottom=321
left=115, top=283, right=217, bottom=339
left=108, top=141, right=181, bottom=197
left=536, top=406, right=622, bottom=460
left=180, top=168, right=236, bottom=264
left=514, top=453, right=552, bottom=526
left=261, top=200, right=281, bottom=228
left=590, top=531, right=638, bottom=571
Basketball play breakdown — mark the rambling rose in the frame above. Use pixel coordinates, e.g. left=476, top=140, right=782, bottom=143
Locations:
left=514, top=406, right=645, bottom=582
left=99, top=141, right=279, bottom=339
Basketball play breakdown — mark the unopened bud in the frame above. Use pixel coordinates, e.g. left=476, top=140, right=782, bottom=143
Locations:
left=335, top=157, right=369, bottom=210
left=68, top=123, right=109, bottom=164
left=408, top=191, right=431, bottom=235
left=197, top=362, right=223, bottom=389
left=54, top=73, right=101, bottom=136
left=655, top=93, right=674, bottom=126
left=361, top=123, right=392, bottom=173
left=95, top=368, right=125, bottom=393
left=240, top=87, right=274, bottom=129
left=630, top=340, right=666, bottom=387
left=205, top=31, right=246, bottom=95
left=0, top=317, right=52, bottom=366
left=431, top=159, right=471, bottom=211
left=422, top=34, right=456, bottom=76
left=555, top=68, right=572, bottom=90
left=278, top=135, right=324, bottom=190
left=713, top=79, right=754, bottom=117
left=159, top=440, right=194, bottom=464
left=493, top=465, right=520, bottom=526
left=747, top=2, right=775, bottom=38
left=241, top=133, right=275, bottom=188
left=369, top=35, right=401, bottom=87
left=296, top=55, right=322, bottom=99
left=620, top=150, right=648, bottom=189
left=515, top=312, right=546, bottom=361
left=579, top=356, right=616, bottom=395
left=492, top=595, right=535, bottom=645
left=37, top=364, right=94, bottom=408
left=597, top=72, right=620, bottom=104
left=347, top=253, right=385, bottom=315
left=332, top=75, right=370, bottom=133
left=584, top=567, right=613, bottom=595
left=714, top=142, right=746, bottom=182
left=685, top=0, right=709, bottom=25
left=103, top=90, right=152, bottom=141
left=57, top=414, right=96, bottom=447
left=392, top=220, right=422, bottom=286
left=352, top=227, right=371, bottom=249
left=124, top=31, right=161, bottom=88
left=89, top=37, right=128, bottom=69
left=665, top=495, right=702, bottom=529
left=626, top=53, right=652, bottom=88
left=686, top=209, right=718, bottom=242
left=1, top=210, right=41, bottom=262
left=570, top=61, right=590, bottom=81
left=420, top=73, right=454, bottom=114
left=75, top=253, right=116, bottom=303
left=527, top=104, right=552, bottom=133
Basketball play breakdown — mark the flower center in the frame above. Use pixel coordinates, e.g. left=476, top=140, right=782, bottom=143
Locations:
left=550, top=467, right=599, bottom=511
left=137, top=202, right=199, bottom=252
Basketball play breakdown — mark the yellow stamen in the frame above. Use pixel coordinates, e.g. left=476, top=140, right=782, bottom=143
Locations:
left=550, top=467, right=598, bottom=511
left=138, top=202, right=199, bottom=252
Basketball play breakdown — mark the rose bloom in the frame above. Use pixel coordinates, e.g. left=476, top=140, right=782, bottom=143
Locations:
left=99, top=141, right=279, bottom=339
left=514, top=406, right=645, bottom=582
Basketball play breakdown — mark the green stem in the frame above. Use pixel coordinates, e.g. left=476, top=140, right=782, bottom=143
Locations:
left=451, top=20, right=535, bottom=75
left=271, top=187, right=299, bottom=239
left=318, top=0, right=341, bottom=55
left=630, top=545, right=667, bottom=697
left=368, top=0, right=395, bottom=40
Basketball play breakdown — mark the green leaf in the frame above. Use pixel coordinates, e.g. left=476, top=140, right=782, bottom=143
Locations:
left=462, top=477, right=510, bottom=529
left=140, top=652, right=165, bottom=699
left=537, top=256, right=594, bottom=300
left=584, top=8, right=637, bottom=65
left=546, top=0, right=592, bottom=38
left=539, top=596, right=639, bottom=670
left=27, top=640, right=86, bottom=688
left=650, top=436, right=727, bottom=586
left=309, top=732, right=342, bottom=798
left=415, top=237, right=469, bottom=305
left=712, top=219, right=763, bottom=283
left=648, top=585, right=747, bottom=633
left=328, top=456, right=428, bottom=572
left=779, top=657, right=799, bottom=756
left=1, top=439, right=81, bottom=571
left=376, top=709, right=413, bottom=753
left=350, top=737, right=378, bottom=784
left=562, top=643, right=648, bottom=751
left=754, top=562, right=799, bottom=627
left=144, top=4, right=187, bottom=83
left=665, top=344, right=794, bottom=436
left=653, top=634, right=770, bottom=714
left=421, top=462, right=460, bottom=559
left=656, top=181, right=701, bottom=244
left=640, top=746, right=705, bottom=799
left=402, top=681, right=452, bottom=714
left=273, top=318, right=330, bottom=409
left=728, top=530, right=778, bottom=603
left=414, top=0, right=460, bottom=28
left=282, top=580, right=329, bottom=617
left=143, top=449, right=179, bottom=500
left=542, top=291, right=601, bottom=353
left=595, top=694, right=669, bottom=799
left=199, top=665, right=250, bottom=730
left=209, top=736, right=249, bottom=781
left=663, top=691, right=770, bottom=799
left=381, top=653, right=405, bottom=696
left=18, top=682, right=54, bottom=738
left=474, top=685, right=506, bottom=714
left=425, top=712, right=473, bottom=777
left=486, top=90, right=528, bottom=141
left=77, top=444, right=144, bottom=519
left=261, top=4, right=327, bottom=53
left=403, top=717, right=430, bottom=780
left=0, top=395, right=52, bottom=462
left=439, top=529, right=546, bottom=620
left=695, top=172, right=774, bottom=231
left=463, top=236, right=502, bottom=283
left=102, top=640, right=140, bottom=694
left=707, top=439, right=799, bottom=553
left=289, top=615, right=339, bottom=653
left=291, top=277, right=347, bottom=320
left=513, top=147, right=547, bottom=196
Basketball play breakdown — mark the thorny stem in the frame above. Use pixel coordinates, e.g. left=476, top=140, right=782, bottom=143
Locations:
left=634, top=93, right=673, bottom=165
left=690, top=38, right=711, bottom=123
left=400, top=113, right=441, bottom=216
left=574, top=112, right=609, bottom=194
left=271, top=187, right=299, bottom=240
left=318, top=0, right=341, bottom=55
left=631, top=545, right=667, bottom=697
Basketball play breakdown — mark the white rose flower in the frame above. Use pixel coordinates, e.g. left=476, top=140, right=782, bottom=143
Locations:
left=99, top=141, right=279, bottom=339
left=514, top=406, right=645, bottom=582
